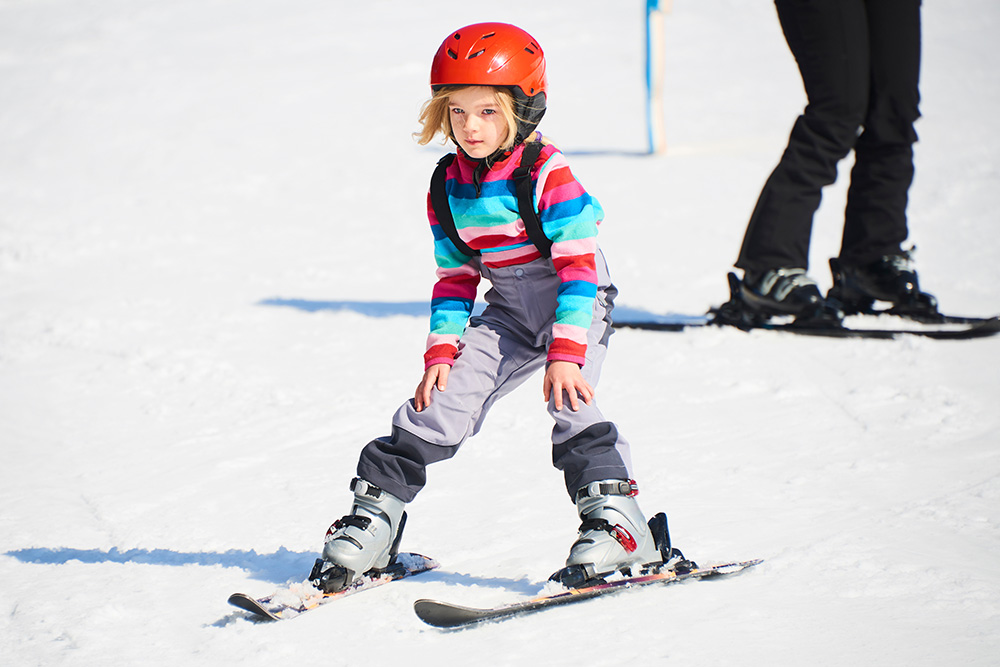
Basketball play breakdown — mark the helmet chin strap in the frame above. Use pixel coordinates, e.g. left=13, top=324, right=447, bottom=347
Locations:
left=456, top=144, right=513, bottom=165
left=453, top=139, right=529, bottom=197
left=454, top=145, right=511, bottom=196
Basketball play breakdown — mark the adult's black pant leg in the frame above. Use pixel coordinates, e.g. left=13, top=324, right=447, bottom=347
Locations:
left=840, top=0, right=922, bottom=265
left=737, top=0, right=869, bottom=276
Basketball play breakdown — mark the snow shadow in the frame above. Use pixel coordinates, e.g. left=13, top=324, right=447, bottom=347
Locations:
left=419, top=569, right=542, bottom=596
left=7, top=546, right=315, bottom=584
left=258, top=297, right=704, bottom=327
left=608, top=306, right=710, bottom=325
left=10, top=547, right=543, bottom=595
left=258, top=298, right=433, bottom=317
left=561, top=149, right=653, bottom=157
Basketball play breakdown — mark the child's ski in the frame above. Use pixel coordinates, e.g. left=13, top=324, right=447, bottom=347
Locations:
left=413, top=558, right=762, bottom=629
left=228, top=552, right=438, bottom=621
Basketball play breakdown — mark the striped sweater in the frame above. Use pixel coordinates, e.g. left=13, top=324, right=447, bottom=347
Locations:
left=424, top=137, right=605, bottom=369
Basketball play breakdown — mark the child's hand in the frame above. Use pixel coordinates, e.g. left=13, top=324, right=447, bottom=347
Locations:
left=543, top=360, right=594, bottom=411
left=415, top=363, right=451, bottom=412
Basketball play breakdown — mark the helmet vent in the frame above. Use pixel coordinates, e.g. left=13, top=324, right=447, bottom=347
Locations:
left=482, top=32, right=496, bottom=39
left=446, top=48, right=458, bottom=60
left=468, top=49, right=486, bottom=59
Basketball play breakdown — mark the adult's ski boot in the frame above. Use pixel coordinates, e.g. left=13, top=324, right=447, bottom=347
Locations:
left=549, top=479, right=678, bottom=588
left=827, top=253, right=940, bottom=321
left=309, top=478, right=407, bottom=594
left=712, top=271, right=841, bottom=328
left=739, top=268, right=826, bottom=318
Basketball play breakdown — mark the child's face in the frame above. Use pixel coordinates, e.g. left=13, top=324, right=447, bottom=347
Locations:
left=447, top=86, right=509, bottom=159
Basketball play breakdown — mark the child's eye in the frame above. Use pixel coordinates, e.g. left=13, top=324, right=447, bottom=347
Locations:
left=450, top=108, right=464, bottom=115
left=482, top=109, right=496, bottom=115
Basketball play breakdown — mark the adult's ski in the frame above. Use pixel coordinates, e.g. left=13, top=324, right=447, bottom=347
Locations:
left=614, top=271, right=998, bottom=339
left=614, top=314, right=1000, bottom=339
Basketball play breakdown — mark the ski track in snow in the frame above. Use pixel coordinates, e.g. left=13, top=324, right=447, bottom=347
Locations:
left=1, top=1, right=998, bottom=665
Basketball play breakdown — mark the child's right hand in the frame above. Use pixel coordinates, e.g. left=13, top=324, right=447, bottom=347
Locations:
left=414, top=363, right=451, bottom=412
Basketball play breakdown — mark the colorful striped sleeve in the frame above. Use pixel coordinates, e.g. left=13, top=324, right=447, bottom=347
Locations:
left=534, top=147, right=603, bottom=366
left=424, top=191, right=480, bottom=368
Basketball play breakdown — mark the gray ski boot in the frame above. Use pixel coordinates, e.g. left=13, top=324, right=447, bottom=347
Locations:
left=309, top=478, right=407, bottom=593
left=550, top=479, right=674, bottom=588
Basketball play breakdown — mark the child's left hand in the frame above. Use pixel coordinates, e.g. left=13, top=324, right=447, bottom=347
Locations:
left=543, top=361, right=595, bottom=411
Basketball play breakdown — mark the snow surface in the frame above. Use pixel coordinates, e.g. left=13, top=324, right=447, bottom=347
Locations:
left=2, top=1, right=998, bottom=665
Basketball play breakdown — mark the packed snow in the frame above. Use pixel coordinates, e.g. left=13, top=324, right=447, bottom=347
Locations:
left=2, top=1, right=998, bottom=665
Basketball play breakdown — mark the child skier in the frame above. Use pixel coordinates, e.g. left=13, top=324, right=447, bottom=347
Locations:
left=311, top=22, right=672, bottom=592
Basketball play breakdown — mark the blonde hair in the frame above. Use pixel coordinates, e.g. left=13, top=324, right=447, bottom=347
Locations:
left=415, top=86, right=527, bottom=151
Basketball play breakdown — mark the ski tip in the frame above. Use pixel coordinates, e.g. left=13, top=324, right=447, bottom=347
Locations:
left=227, top=593, right=280, bottom=621
left=413, top=598, right=438, bottom=612
left=227, top=592, right=254, bottom=607
left=413, top=598, right=479, bottom=629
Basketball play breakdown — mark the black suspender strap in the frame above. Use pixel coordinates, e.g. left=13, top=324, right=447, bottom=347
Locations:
left=512, top=140, right=552, bottom=259
left=429, top=141, right=551, bottom=259
left=429, top=153, right=479, bottom=257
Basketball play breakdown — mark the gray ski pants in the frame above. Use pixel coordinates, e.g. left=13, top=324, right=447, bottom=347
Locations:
left=356, top=249, right=634, bottom=503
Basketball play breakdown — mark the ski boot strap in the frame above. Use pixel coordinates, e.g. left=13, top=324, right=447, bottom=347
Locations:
left=576, top=479, right=639, bottom=501
left=350, top=477, right=384, bottom=500
left=578, top=518, right=639, bottom=553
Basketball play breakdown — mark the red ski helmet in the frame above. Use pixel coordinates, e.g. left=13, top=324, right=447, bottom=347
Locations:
left=430, top=22, right=547, bottom=144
